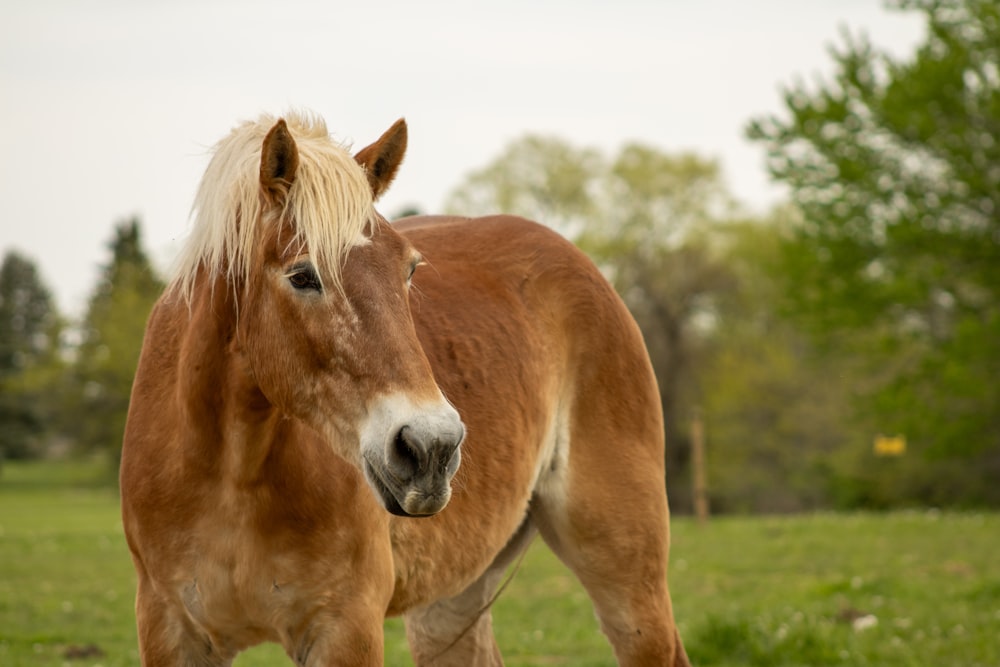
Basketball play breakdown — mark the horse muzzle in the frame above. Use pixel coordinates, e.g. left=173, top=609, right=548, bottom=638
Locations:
left=360, top=395, right=465, bottom=517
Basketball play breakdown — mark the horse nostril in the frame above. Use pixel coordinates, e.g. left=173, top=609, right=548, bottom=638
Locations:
left=391, top=425, right=423, bottom=476
left=389, top=419, right=464, bottom=482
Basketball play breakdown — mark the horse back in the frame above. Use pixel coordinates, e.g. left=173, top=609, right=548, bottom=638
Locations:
left=396, top=214, right=662, bottom=450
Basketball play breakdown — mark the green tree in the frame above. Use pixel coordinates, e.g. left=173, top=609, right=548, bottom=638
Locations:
left=446, top=136, right=603, bottom=237
left=0, top=251, right=61, bottom=459
left=699, top=216, right=862, bottom=512
left=73, top=219, right=163, bottom=464
left=748, top=0, right=1000, bottom=505
left=445, top=138, right=735, bottom=511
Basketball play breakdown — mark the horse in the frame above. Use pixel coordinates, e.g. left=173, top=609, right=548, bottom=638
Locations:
left=120, top=111, right=690, bottom=666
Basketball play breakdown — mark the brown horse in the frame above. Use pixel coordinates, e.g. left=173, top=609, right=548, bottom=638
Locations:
left=120, top=111, right=690, bottom=666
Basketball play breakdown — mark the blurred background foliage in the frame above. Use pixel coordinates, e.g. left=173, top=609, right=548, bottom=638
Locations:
left=1, top=0, right=996, bottom=511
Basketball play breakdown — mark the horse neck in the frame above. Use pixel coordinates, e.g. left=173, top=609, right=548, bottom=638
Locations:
left=178, top=273, right=285, bottom=487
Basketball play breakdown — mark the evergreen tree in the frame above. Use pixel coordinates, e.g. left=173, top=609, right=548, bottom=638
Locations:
left=0, top=251, right=60, bottom=459
left=73, top=218, right=163, bottom=464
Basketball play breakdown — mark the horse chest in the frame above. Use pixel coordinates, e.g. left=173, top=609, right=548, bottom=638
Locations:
left=171, top=480, right=386, bottom=643
left=176, top=487, right=330, bottom=638
left=179, top=512, right=297, bottom=638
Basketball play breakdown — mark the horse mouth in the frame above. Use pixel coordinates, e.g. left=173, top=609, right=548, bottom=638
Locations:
left=362, top=458, right=448, bottom=518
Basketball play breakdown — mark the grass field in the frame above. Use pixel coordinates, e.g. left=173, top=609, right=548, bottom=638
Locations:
left=1, top=459, right=998, bottom=666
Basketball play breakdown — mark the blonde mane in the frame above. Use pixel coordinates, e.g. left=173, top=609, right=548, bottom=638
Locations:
left=169, top=111, right=375, bottom=301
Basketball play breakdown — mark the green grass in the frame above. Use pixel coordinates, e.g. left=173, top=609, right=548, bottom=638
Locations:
left=1, top=460, right=999, bottom=666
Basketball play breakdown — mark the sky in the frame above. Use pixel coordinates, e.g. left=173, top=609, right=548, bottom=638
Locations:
left=1, top=0, right=925, bottom=316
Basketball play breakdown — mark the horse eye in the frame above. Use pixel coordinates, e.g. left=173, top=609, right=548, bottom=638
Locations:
left=407, top=257, right=423, bottom=284
left=288, top=267, right=322, bottom=292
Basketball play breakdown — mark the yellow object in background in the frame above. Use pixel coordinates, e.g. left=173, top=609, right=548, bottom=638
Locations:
left=874, top=434, right=907, bottom=456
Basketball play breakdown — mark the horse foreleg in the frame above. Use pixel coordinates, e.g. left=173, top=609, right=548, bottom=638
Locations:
left=404, top=520, right=536, bottom=667
left=285, top=616, right=384, bottom=667
left=134, top=577, right=233, bottom=667
left=404, top=598, right=502, bottom=667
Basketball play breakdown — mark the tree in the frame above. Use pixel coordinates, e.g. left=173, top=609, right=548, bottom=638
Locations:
left=445, top=136, right=603, bottom=237
left=445, top=137, right=735, bottom=511
left=697, top=216, right=864, bottom=512
left=748, top=0, right=1000, bottom=505
left=0, top=251, right=61, bottom=459
left=72, top=219, right=163, bottom=464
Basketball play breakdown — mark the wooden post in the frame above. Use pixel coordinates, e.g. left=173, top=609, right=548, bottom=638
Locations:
left=691, top=407, right=709, bottom=524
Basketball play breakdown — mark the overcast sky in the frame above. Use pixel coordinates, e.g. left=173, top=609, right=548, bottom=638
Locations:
left=1, top=0, right=924, bottom=315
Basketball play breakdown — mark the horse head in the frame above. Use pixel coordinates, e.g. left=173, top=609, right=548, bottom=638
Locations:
left=187, top=114, right=464, bottom=516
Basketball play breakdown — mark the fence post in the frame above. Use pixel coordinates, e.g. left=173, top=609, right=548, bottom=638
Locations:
left=691, top=407, right=709, bottom=524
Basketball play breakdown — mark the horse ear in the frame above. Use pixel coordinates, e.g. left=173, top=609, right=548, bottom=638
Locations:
left=260, top=119, right=299, bottom=205
left=354, top=119, right=407, bottom=201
